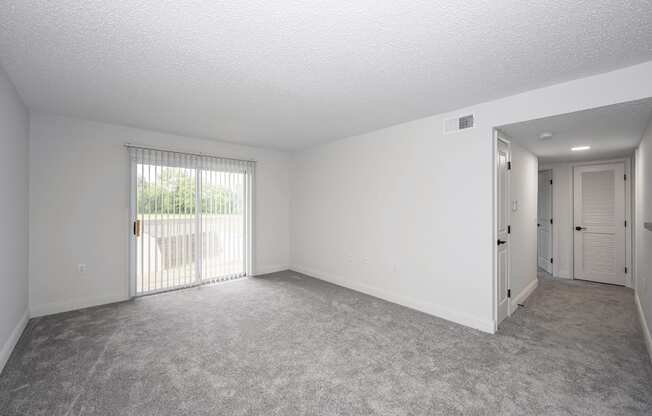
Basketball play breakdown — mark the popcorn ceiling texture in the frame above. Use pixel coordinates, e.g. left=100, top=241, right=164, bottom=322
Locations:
left=0, top=271, right=651, bottom=415
left=0, top=1, right=652, bottom=149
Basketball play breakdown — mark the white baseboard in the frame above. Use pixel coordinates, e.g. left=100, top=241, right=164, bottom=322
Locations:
left=253, top=265, right=289, bottom=276
left=0, top=310, right=29, bottom=374
left=635, top=294, right=652, bottom=364
left=31, top=268, right=289, bottom=317
left=626, top=274, right=634, bottom=289
left=556, top=269, right=571, bottom=279
left=30, top=294, right=128, bottom=318
left=291, top=265, right=495, bottom=334
left=510, top=279, right=538, bottom=315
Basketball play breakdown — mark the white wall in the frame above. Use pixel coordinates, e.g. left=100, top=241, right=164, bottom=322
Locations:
left=29, top=113, right=291, bottom=316
left=635, top=116, right=652, bottom=361
left=508, top=141, right=538, bottom=310
left=0, top=65, right=29, bottom=371
left=290, top=61, right=652, bottom=333
left=538, top=162, right=574, bottom=279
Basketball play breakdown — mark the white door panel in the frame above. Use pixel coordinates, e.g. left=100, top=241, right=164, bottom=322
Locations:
left=573, top=163, right=625, bottom=285
left=537, top=170, right=553, bottom=273
left=496, top=137, right=510, bottom=326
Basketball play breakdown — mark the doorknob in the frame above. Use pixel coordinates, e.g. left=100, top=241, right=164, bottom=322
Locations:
left=575, top=226, right=586, bottom=231
left=497, top=239, right=507, bottom=245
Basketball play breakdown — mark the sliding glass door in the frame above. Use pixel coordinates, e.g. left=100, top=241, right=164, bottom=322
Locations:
left=129, top=147, right=254, bottom=296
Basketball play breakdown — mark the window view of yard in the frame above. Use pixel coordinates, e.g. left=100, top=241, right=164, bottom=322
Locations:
left=136, top=164, right=245, bottom=293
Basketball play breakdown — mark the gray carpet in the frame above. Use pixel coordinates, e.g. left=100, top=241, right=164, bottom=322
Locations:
left=1, top=271, right=651, bottom=415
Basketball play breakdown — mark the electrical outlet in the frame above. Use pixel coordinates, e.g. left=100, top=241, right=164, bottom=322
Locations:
left=78, top=263, right=87, bottom=274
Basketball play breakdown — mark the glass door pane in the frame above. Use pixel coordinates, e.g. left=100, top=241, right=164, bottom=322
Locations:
left=136, top=163, right=198, bottom=294
left=200, top=168, right=246, bottom=282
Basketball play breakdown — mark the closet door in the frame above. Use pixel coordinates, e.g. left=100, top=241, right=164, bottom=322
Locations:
left=573, top=163, right=625, bottom=285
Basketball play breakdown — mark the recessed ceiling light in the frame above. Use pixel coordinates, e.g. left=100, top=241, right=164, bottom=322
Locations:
left=539, top=132, right=553, bottom=140
left=571, top=146, right=591, bottom=151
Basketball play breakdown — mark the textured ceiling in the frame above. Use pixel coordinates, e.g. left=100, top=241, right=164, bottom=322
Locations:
left=1, top=1, right=652, bottom=150
left=500, top=98, right=652, bottom=163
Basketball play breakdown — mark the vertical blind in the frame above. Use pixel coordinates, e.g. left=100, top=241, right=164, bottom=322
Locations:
left=128, top=146, right=254, bottom=296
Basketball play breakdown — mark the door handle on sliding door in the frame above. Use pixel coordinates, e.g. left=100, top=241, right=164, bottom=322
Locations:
left=575, top=226, right=586, bottom=231
left=497, top=239, right=507, bottom=245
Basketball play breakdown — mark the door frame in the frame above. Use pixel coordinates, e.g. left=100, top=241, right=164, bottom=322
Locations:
left=493, top=129, right=512, bottom=330
left=126, top=147, right=257, bottom=298
left=537, top=169, right=554, bottom=273
left=128, top=156, right=137, bottom=297
left=570, top=158, right=632, bottom=287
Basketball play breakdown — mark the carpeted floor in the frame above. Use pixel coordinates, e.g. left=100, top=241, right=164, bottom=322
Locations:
left=1, top=270, right=651, bottom=415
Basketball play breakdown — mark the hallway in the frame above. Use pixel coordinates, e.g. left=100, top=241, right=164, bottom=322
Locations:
left=1, top=271, right=651, bottom=415
left=498, top=271, right=652, bottom=415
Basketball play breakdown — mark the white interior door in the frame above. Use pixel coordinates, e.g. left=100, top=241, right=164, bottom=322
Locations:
left=537, top=170, right=553, bottom=273
left=573, top=163, right=625, bottom=285
left=496, top=137, right=510, bottom=325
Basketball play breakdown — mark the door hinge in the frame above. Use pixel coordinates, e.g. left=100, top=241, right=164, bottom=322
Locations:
left=507, top=161, right=512, bottom=170
left=624, top=220, right=627, bottom=227
left=550, top=179, right=553, bottom=185
left=624, top=174, right=627, bottom=181
left=507, top=289, right=511, bottom=298
left=550, top=258, right=554, bottom=264
left=508, top=225, right=511, bottom=234
left=550, top=218, right=553, bottom=225
left=625, top=267, right=628, bottom=274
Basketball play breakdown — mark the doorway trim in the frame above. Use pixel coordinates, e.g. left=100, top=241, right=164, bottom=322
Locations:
left=570, top=157, right=632, bottom=287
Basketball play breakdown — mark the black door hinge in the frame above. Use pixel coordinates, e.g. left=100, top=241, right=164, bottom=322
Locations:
left=550, top=218, right=553, bottom=225
left=624, top=220, right=627, bottom=227
left=624, top=174, right=627, bottom=181
left=550, top=258, right=554, bottom=264
left=507, top=289, right=511, bottom=298
left=625, top=267, right=628, bottom=274
left=550, top=179, right=553, bottom=185
left=507, top=161, right=512, bottom=170
left=508, top=225, right=511, bottom=234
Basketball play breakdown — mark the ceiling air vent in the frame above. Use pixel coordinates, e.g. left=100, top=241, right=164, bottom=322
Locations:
left=444, top=114, right=475, bottom=134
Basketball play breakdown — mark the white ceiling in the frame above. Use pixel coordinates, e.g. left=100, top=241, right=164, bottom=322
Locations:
left=499, top=98, right=652, bottom=163
left=1, top=1, right=652, bottom=150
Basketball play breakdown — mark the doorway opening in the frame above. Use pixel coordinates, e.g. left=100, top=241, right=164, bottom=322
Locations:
left=493, top=97, right=651, bottom=328
left=128, top=146, right=255, bottom=296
